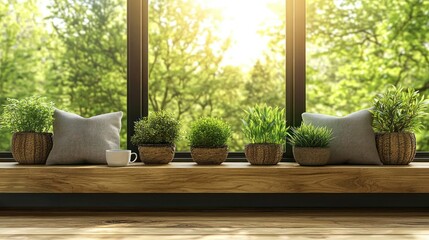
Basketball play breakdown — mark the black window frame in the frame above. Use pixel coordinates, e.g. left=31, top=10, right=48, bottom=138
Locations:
left=1, top=0, right=428, bottom=161
left=142, top=0, right=298, bottom=161
left=143, top=0, right=429, bottom=161
left=0, top=0, right=143, bottom=161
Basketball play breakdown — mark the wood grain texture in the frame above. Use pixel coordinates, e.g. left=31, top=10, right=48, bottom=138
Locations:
left=1, top=210, right=429, bottom=239
left=1, top=162, right=429, bottom=193
left=0, top=235, right=425, bottom=240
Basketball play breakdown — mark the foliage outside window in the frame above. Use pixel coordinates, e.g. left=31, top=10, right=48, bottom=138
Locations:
left=148, top=0, right=286, bottom=151
left=2, top=0, right=429, bottom=155
left=307, top=0, right=429, bottom=150
left=0, top=0, right=127, bottom=151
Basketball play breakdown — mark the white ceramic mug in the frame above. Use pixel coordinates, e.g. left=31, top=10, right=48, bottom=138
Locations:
left=106, top=150, right=138, bottom=167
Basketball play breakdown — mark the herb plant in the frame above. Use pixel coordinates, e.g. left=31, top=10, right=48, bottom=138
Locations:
left=188, top=117, right=231, bottom=148
left=242, top=105, right=289, bottom=144
left=0, top=96, right=55, bottom=133
left=131, top=111, right=180, bottom=145
left=371, top=86, right=428, bottom=133
left=288, top=123, right=333, bottom=148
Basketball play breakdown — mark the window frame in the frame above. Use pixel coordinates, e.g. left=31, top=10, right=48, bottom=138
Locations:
left=0, top=0, right=143, bottom=161
left=1, top=0, right=428, bottom=161
left=143, top=0, right=429, bottom=161
left=128, top=0, right=146, bottom=154
left=301, top=0, right=429, bottom=161
left=143, top=0, right=296, bottom=161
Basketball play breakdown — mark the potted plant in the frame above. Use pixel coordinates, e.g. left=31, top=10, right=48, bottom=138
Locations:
left=371, top=86, right=428, bottom=165
left=0, top=96, right=55, bottom=164
left=288, top=123, right=333, bottom=166
left=131, top=111, right=180, bottom=164
left=242, top=105, right=289, bottom=165
left=187, top=117, right=232, bottom=165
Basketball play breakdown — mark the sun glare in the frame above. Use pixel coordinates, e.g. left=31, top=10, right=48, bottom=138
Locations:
left=196, top=0, right=285, bottom=70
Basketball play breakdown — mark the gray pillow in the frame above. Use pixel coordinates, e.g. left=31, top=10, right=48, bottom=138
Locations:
left=46, top=109, right=123, bottom=165
left=302, top=109, right=382, bottom=165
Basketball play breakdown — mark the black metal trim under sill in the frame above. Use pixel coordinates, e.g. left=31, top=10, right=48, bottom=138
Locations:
left=1, top=151, right=429, bottom=162
left=1, top=194, right=429, bottom=209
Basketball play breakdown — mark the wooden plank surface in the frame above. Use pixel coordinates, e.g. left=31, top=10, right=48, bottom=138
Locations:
left=1, top=210, right=429, bottom=239
left=0, top=162, right=429, bottom=193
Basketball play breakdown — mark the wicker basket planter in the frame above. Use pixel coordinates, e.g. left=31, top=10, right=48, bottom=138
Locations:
left=375, top=132, right=416, bottom=165
left=245, top=143, right=283, bottom=165
left=293, top=147, right=330, bottom=166
left=190, top=147, right=228, bottom=165
left=138, top=144, right=175, bottom=164
left=11, top=132, right=53, bottom=165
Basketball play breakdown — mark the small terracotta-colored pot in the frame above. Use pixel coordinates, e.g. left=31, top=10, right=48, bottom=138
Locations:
left=244, top=143, right=283, bottom=165
left=293, top=147, right=330, bottom=166
left=375, top=132, right=416, bottom=165
left=191, top=147, right=228, bottom=165
left=11, top=132, right=53, bottom=165
left=138, top=144, right=175, bottom=164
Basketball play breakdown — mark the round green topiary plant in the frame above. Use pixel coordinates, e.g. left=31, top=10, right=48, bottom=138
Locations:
left=0, top=96, right=55, bottom=133
left=288, top=123, right=333, bottom=148
left=371, top=85, right=428, bottom=133
left=131, top=111, right=180, bottom=146
left=241, top=105, right=289, bottom=144
left=188, top=117, right=232, bottom=148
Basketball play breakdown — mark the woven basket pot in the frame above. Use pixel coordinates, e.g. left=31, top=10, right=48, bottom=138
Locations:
left=191, top=147, right=228, bottom=165
left=138, top=144, right=175, bottom=164
left=11, top=132, right=53, bottom=165
left=375, top=132, right=416, bottom=165
left=293, top=147, right=330, bottom=166
left=245, top=143, right=283, bottom=165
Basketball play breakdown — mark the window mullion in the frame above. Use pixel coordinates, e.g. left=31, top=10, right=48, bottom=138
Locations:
left=127, top=0, right=145, bottom=151
left=286, top=0, right=306, bottom=159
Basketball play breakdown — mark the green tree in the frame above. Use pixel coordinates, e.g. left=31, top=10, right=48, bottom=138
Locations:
left=242, top=0, right=286, bottom=109
left=147, top=0, right=288, bottom=151
left=244, top=60, right=285, bottom=108
left=148, top=0, right=244, bottom=150
left=148, top=0, right=231, bottom=116
left=0, top=0, right=50, bottom=150
left=306, top=0, right=429, bottom=149
left=48, top=0, right=127, bottom=147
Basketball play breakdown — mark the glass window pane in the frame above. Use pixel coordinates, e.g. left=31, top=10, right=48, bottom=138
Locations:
left=306, top=0, right=429, bottom=150
left=0, top=0, right=127, bottom=151
left=149, top=0, right=286, bottom=151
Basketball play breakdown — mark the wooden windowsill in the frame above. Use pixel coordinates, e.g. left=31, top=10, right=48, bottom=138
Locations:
left=0, top=162, right=428, bottom=193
